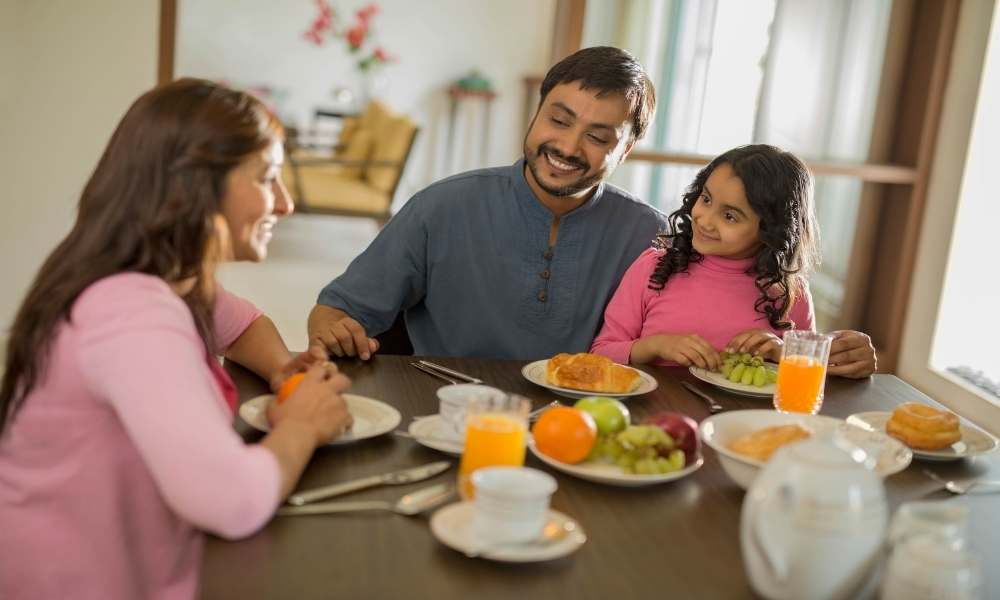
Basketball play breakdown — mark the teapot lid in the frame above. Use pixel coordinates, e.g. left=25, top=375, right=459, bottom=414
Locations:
left=784, top=428, right=876, bottom=471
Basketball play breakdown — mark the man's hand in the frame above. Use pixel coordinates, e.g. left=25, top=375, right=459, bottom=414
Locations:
left=827, top=330, right=876, bottom=378
left=631, top=334, right=721, bottom=370
left=307, top=305, right=379, bottom=360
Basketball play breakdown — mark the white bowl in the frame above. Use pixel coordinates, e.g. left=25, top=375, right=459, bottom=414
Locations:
left=699, top=409, right=912, bottom=490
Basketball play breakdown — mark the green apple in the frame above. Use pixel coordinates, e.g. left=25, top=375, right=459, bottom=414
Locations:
left=573, top=396, right=630, bottom=435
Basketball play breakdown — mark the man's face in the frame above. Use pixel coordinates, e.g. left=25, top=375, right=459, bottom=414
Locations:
left=523, top=82, right=635, bottom=200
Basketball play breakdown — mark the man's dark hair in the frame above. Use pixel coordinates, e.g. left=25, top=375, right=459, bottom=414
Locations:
left=539, top=46, right=656, bottom=142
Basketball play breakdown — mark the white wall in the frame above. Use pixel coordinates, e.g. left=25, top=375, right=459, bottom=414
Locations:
left=0, top=0, right=159, bottom=353
left=175, top=0, right=555, bottom=209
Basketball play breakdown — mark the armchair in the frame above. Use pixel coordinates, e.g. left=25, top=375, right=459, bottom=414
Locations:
left=284, top=101, right=418, bottom=226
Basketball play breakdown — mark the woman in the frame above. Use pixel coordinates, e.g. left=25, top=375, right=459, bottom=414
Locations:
left=0, top=79, right=352, bottom=599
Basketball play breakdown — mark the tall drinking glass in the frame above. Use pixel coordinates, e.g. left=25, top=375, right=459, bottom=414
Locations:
left=457, top=394, right=530, bottom=500
left=773, top=331, right=833, bottom=414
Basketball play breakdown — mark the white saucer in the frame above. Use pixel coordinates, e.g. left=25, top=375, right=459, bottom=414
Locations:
left=430, top=501, right=586, bottom=562
left=239, top=393, right=401, bottom=446
left=521, top=359, right=658, bottom=400
left=847, top=411, right=999, bottom=462
left=689, top=365, right=776, bottom=398
left=407, top=415, right=464, bottom=456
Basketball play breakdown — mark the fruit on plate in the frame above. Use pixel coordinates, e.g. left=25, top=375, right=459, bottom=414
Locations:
left=643, top=412, right=700, bottom=463
left=276, top=372, right=306, bottom=404
left=573, top=396, right=630, bottom=435
left=589, top=425, right=685, bottom=475
left=718, top=351, right=777, bottom=387
left=532, top=407, right=598, bottom=464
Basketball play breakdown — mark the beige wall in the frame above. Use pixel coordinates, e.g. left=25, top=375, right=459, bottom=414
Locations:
left=0, top=1, right=158, bottom=357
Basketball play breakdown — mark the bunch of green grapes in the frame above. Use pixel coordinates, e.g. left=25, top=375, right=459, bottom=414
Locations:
left=718, top=351, right=778, bottom=387
left=589, top=425, right=685, bottom=474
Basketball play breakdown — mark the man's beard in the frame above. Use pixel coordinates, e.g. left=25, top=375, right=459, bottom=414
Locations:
left=524, top=143, right=603, bottom=197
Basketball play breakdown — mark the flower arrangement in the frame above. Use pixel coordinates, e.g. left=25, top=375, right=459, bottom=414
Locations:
left=303, top=1, right=395, bottom=73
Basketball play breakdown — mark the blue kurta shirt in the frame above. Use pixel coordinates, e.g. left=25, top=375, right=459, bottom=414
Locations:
left=318, top=160, right=666, bottom=360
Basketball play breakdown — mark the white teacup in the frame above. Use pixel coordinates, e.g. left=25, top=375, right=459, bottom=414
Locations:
left=436, top=384, right=506, bottom=437
left=471, top=467, right=557, bottom=544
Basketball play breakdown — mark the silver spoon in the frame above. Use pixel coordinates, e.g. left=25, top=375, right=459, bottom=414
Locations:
left=276, top=483, right=454, bottom=517
left=923, top=469, right=1000, bottom=495
left=464, top=519, right=579, bottom=558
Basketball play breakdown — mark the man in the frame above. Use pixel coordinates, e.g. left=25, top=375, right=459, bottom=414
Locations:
left=308, top=46, right=879, bottom=377
left=309, top=46, right=665, bottom=360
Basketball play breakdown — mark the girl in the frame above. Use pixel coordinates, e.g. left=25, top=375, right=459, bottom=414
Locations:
left=0, top=79, right=352, bottom=599
left=591, top=144, right=819, bottom=371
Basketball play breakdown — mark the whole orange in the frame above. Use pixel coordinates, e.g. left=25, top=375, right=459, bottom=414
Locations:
left=531, top=406, right=597, bottom=464
left=276, top=372, right=307, bottom=404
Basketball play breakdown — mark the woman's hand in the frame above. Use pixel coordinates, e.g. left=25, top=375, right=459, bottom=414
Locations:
left=726, top=329, right=783, bottom=363
left=631, top=334, right=721, bottom=371
left=267, top=362, right=352, bottom=446
left=827, top=330, right=877, bottom=378
left=268, top=346, right=328, bottom=393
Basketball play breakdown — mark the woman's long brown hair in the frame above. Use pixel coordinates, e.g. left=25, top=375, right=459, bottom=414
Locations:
left=0, top=78, right=283, bottom=434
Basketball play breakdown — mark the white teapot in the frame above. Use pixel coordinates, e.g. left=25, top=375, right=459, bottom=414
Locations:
left=740, top=430, right=887, bottom=600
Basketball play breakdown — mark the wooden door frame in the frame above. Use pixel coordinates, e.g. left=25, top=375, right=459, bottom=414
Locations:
left=158, top=0, right=176, bottom=84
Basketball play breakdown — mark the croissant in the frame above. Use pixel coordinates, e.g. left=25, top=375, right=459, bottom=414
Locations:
left=546, top=353, right=641, bottom=393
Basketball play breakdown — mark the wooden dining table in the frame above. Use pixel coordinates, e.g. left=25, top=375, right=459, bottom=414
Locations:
left=201, top=355, right=999, bottom=599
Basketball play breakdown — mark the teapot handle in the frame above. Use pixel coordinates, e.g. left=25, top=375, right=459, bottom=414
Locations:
left=748, top=484, right=794, bottom=584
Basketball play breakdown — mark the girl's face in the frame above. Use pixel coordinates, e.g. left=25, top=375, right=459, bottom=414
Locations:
left=220, top=140, right=292, bottom=262
left=690, top=163, right=761, bottom=259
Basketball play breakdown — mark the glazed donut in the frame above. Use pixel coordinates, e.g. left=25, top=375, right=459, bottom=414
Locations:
left=885, top=403, right=961, bottom=450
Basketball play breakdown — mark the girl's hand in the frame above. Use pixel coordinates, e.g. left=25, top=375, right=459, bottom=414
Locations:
left=631, top=334, right=721, bottom=371
left=726, top=329, right=783, bottom=363
left=827, top=330, right=876, bottom=378
left=269, top=346, right=328, bottom=393
left=267, top=362, right=353, bottom=446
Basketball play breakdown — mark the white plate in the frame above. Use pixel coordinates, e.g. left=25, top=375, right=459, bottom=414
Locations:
left=407, top=415, right=464, bottom=456
left=527, top=439, right=703, bottom=487
left=430, top=501, right=586, bottom=562
left=689, top=365, right=776, bottom=398
left=700, top=409, right=913, bottom=489
left=521, top=359, right=658, bottom=400
left=847, top=411, right=999, bottom=462
left=239, top=393, right=401, bottom=445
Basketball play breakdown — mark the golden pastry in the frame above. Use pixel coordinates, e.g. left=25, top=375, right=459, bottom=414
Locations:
left=546, top=352, right=641, bottom=393
left=885, top=403, right=961, bottom=450
left=728, top=424, right=812, bottom=462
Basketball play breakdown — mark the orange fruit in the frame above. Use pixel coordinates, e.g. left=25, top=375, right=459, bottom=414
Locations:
left=276, top=372, right=306, bottom=404
left=531, top=406, right=597, bottom=464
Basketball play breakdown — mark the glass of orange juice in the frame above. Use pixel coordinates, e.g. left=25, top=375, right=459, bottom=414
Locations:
left=458, top=394, right=530, bottom=500
left=773, top=331, right=833, bottom=414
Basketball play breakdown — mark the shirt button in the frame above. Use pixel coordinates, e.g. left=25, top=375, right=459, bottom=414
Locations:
left=540, top=269, right=550, bottom=280
left=537, top=291, right=547, bottom=302
left=543, top=250, right=554, bottom=260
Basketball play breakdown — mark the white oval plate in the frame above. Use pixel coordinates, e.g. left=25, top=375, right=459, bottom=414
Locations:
left=521, top=359, right=658, bottom=400
left=430, top=501, right=586, bottom=562
left=701, top=409, right=913, bottom=478
left=847, top=411, right=999, bottom=462
left=689, top=365, right=776, bottom=398
left=528, top=439, right=703, bottom=487
left=239, top=393, right=401, bottom=446
left=407, top=415, right=464, bottom=456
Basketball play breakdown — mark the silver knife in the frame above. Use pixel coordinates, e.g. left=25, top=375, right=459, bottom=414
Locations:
left=416, top=360, right=484, bottom=384
left=287, top=460, right=451, bottom=506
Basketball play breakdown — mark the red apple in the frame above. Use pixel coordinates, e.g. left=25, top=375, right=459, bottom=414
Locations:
left=643, top=412, right=700, bottom=463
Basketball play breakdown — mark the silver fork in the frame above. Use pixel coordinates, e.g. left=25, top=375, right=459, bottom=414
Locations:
left=529, top=400, right=562, bottom=422
left=923, top=469, right=1000, bottom=494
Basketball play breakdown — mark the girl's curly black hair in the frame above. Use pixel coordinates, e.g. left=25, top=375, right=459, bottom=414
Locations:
left=650, top=144, right=820, bottom=330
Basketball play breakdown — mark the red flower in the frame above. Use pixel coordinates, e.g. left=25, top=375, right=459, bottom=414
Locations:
left=346, top=26, right=367, bottom=49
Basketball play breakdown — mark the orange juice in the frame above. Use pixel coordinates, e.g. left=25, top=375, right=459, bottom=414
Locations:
left=774, top=354, right=827, bottom=414
left=458, top=413, right=527, bottom=499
